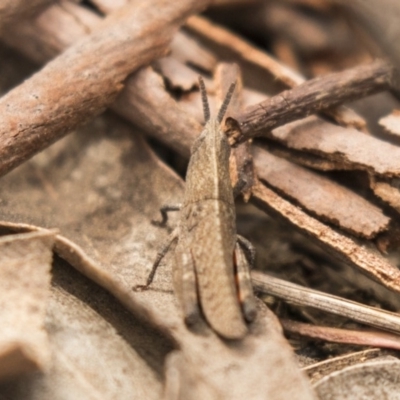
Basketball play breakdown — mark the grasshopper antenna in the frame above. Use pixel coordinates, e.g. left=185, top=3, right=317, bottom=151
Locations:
left=198, top=76, right=210, bottom=123
left=217, top=81, right=236, bottom=123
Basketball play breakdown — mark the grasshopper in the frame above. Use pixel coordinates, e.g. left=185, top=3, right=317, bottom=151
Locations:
left=137, top=77, right=256, bottom=339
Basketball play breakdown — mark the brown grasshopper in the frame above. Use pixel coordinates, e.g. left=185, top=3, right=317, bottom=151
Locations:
left=137, top=77, right=256, bottom=339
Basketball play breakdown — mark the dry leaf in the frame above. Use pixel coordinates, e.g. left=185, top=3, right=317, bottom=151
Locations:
left=0, top=230, right=54, bottom=381
left=313, top=359, right=400, bottom=399
left=0, top=256, right=166, bottom=399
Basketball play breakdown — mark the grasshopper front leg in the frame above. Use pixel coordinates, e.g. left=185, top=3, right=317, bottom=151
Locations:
left=135, top=228, right=179, bottom=290
left=152, top=203, right=182, bottom=227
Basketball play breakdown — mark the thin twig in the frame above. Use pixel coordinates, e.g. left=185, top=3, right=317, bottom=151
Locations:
left=252, top=270, right=400, bottom=334
left=281, top=319, right=400, bottom=351
left=225, top=60, right=392, bottom=145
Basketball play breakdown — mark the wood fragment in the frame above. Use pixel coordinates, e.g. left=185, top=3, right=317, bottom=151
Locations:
left=379, top=109, right=400, bottom=137
left=265, top=115, right=400, bottom=177
left=254, top=146, right=390, bottom=239
left=0, top=0, right=209, bottom=177
left=225, top=60, right=392, bottom=145
left=153, top=57, right=199, bottom=92
left=281, top=319, right=400, bottom=351
left=252, top=271, right=400, bottom=334
left=0, top=230, right=54, bottom=381
left=251, top=182, right=400, bottom=293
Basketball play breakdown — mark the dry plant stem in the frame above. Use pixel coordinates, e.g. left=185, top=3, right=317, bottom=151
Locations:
left=281, top=319, right=400, bottom=351
left=0, top=0, right=209, bottom=177
left=252, top=271, right=400, bottom=334
left=186, top=15, right=304, bottom=87
left=186, top=15, right=366, bottom=130
left=251, top=182, right=400, bottom=293
left=226, top=59, right=392, bottom=145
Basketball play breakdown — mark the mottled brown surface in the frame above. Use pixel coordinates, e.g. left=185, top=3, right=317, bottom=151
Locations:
left=0, top=230, right=54, bottom=381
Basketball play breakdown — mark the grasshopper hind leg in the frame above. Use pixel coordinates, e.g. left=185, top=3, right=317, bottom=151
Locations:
left=174, top=242, right=201, bottom=327
left=234, top=237, right=257, bottom=322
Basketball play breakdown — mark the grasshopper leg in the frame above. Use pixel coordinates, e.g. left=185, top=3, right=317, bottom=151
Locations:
left=174, top=243, right=200, bottom=326
left=237, top=234, right=256, bottom=266
left=134, top=228, right=179, bottom=290
left=234, top=237, right=257, bottom=322
left=152, top=204, right=182, bottom=227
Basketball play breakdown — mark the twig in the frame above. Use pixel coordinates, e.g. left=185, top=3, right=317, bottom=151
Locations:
left=0, top=0, right=209, bottom=177
left=281, top=319, right=400, bottom=351
left=252, top=270, right=400, bottom=334
left=225, top=60, right=392, bottom=145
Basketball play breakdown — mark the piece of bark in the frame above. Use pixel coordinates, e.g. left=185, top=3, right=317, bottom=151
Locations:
left=225, top=59, right=392, bottom=145
left=265, top=115, right=400, bottom=177
left=257, top=140, right=346, bottom=171
left=251, top=182, right=400, bottom=293
left=186, top=15, right=367, bottom=131
left=254, top=146, right=390, bottom=239
left=0, top=257, right=166, bottom=399
left=153, top=56, right=199, bottom=91
left=281, top=319, right=400, bottom=351
left=0, top=0, right=209, bottom=178
left=116, top=67, right=200, bottom=158
left=0, top=230, right=54, bottom=381
left=0, top=115, right=316, bottom=399
left=379, top=110, right=400, bottom=137
left=370, top=177, right=400, bottom=214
